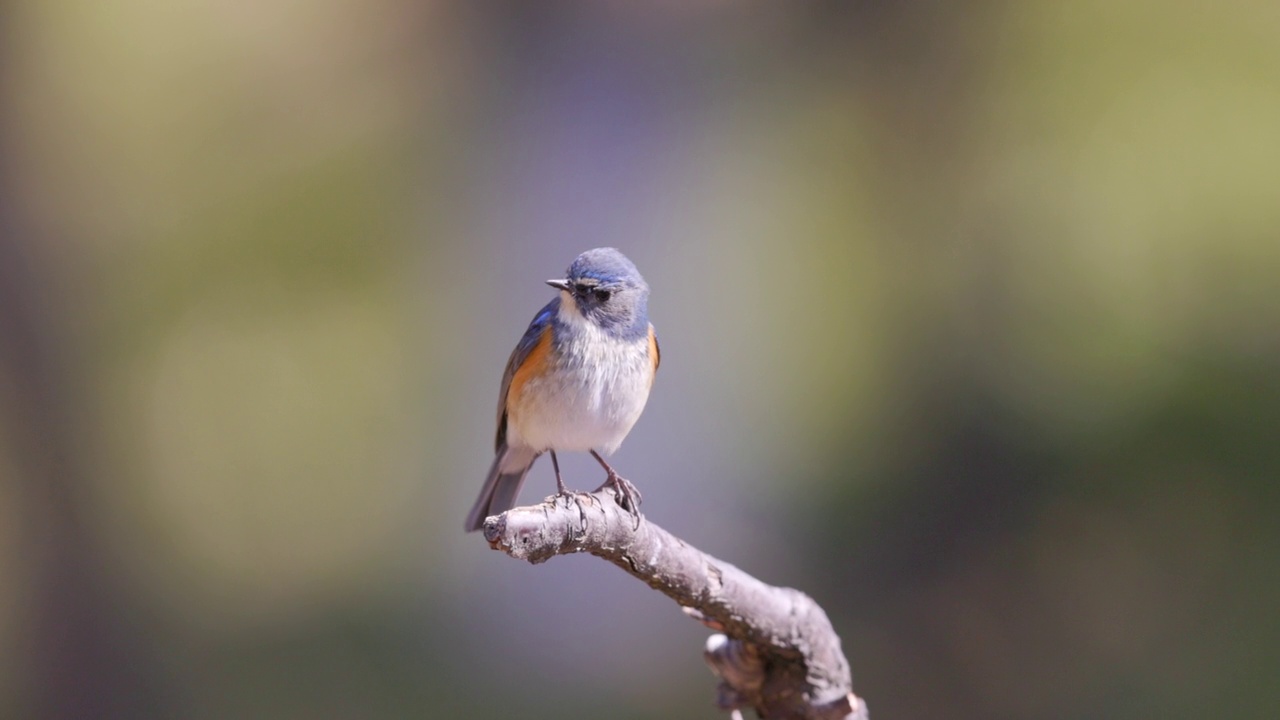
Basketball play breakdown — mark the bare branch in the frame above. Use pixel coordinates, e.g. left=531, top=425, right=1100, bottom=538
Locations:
left=482, top=488, right=869, bottom=720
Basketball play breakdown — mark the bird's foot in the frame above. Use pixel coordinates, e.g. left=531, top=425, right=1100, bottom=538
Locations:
left=596, top=472, right=643, bottom=528
left=550, top=483, right=580, bottom=513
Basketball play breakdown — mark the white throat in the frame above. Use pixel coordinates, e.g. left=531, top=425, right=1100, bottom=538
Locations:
left=556, top=291, right=592, bottom=329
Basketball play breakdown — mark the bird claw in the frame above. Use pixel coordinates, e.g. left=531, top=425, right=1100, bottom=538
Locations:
left=596, top=472, right=643, bottom=528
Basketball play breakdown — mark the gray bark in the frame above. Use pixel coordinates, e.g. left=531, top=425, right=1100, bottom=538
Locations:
left=481, top=488, right=869, bottom=720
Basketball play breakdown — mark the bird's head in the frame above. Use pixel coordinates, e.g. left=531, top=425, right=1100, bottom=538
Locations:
left=547, top=248, right=650, bottom=337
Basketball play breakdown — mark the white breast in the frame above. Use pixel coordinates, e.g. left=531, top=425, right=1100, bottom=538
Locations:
left=508, top=311, right=654, bottom=455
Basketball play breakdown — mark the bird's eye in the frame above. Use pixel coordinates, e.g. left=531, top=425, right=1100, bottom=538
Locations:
left=593, top=289, right=611, bottom=302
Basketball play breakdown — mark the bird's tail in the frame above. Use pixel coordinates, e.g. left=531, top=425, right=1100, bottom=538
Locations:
left=464, top=444, right=539, bottom=532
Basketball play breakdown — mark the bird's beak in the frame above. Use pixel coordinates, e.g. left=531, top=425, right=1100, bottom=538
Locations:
left=546, top=279, right=572, bottom=292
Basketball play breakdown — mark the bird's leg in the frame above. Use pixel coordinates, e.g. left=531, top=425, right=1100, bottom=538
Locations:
left=550, top=450, right=569, bottom=496
left=589, top=450, right=642, bottom=526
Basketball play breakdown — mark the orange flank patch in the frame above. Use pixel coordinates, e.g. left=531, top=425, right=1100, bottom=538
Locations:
left=507, top=325, right=554, bottom=418
left=648, top=324, right=661, bottom=385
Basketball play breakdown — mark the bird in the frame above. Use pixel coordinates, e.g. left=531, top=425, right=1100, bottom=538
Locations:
left=465, top=247, right=660, bottom=533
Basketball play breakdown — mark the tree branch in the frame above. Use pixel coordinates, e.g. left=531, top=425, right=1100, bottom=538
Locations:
left=482, top=488, right=869, bottom=720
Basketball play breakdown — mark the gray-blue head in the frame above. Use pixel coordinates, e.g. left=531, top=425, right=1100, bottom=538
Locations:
left=547, top=248, right=650, bottom=337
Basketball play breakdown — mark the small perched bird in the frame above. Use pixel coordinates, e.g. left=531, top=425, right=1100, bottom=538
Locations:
left=465, top=248, right=660, bottom=532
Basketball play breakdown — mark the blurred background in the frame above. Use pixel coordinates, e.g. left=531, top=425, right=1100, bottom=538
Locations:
left=2, top=1, right=1278, bottom=718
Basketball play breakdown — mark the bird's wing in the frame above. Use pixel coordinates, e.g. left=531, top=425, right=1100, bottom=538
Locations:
left=495, top=297, right=559, bottom=451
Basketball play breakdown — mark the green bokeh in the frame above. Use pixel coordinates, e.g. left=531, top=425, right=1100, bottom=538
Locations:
left=1, top=2, right=1276, bottom=718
